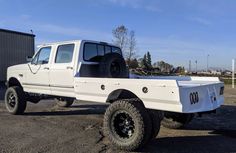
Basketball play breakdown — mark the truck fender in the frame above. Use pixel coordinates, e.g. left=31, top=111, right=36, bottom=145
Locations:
left=106, top=89, right=143, bottom=105
left=7, top=77, right=22, bottom=88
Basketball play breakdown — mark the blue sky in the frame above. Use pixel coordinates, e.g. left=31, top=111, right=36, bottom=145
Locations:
left=0, top=0, right=235, bottom=70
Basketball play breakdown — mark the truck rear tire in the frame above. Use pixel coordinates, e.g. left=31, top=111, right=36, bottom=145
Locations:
left=103, top=99, right=152, bottom=151
left=148, top=110, right=163, bottom=140
left=5, top=86, right=27, bottom=115
left=56, top=98, right=74, bottom=107
left=161, top=112, right=194, bottom=129
left=99, top=53, right=129, bottom=78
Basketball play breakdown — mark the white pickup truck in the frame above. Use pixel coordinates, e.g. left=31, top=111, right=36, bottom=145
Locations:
left=5, top=40, right=224, bottom=151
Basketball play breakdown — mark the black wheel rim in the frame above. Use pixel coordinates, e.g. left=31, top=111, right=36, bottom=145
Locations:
left=110, top=61, right=121, bottom=77
left=112, top=111, right=135, bottom=139
left=7, top=92, right=16, bottom=108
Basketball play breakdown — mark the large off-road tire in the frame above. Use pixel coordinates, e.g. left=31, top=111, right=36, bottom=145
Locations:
left=5, top=86, right=27, bottom=115
left=148, top=110, right=163, bottom=140
left=56, top=98, right=74, bottom=107
left=99, top=53, right=129, bottom=78
left=161, top=112, right=194, bottom=129
left=103, top=99, right=152, bottom=151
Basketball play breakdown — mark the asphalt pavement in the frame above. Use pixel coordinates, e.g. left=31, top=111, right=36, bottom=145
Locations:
left=0, top=86, right=236, bottom=153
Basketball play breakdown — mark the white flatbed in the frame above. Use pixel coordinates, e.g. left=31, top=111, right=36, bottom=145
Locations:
left=74, top=76, right=224, bottom=113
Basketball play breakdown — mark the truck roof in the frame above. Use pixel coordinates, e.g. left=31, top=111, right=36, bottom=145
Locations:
left=38, top=40, right=118, bottom=48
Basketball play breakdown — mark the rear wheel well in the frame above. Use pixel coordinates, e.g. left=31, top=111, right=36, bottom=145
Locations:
left=8, top=78, right=22, bottom=88
left=106, top=89, right=143, bottom=104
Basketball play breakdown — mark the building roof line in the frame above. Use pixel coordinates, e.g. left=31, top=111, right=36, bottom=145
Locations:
left=0, top=28, right=35, bottom=37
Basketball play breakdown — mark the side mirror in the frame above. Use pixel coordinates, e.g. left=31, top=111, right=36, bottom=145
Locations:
left=37, top=60, right=48, bottom=65
left=42, top=60, right=48, bottom=65
left=26, top=56, right=32, bottom=62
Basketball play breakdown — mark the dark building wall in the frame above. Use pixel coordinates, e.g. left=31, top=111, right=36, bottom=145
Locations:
left=0, top=29, right=35, bottom=81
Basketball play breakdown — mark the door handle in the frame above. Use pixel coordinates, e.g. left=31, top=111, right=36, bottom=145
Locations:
left=44, top=67, right=50, bottom=70
left=79, top=81, right=87, bottom=83
left=66, top=66, right=73, bottom=70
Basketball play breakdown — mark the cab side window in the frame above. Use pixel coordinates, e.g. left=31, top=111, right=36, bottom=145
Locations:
left=112, top=47, right=122, bottom=54
left=55, top=44, right=75, bottom=63
left=105, top=46, right=112, bottom=54
left=31, top=47, right=51, bottom=65
left=84, top=43, right=97, bottom=62
left=83, top=43, right=122, bottom=62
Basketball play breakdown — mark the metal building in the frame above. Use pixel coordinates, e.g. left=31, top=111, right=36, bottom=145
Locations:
left=0, top=29, right=35, bottom=81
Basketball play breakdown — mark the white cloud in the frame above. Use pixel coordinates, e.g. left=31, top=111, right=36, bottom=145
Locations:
left=106, top=0, right=161, bottom=12
left=0, top=15, right=112, bottom=43
left=190, top=17, right=211, bottom=26
left=32, top=23, right=112, bottom=41
left=19, top=14, right=31, bottom=20
left=108, top=0, right=141, bottom=8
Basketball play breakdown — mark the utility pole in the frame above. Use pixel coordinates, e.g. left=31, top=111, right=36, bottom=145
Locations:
left=207, top=54, right=210, bottom=72
left=195, top=60, right=198, bottom=73
left=189, top=60, right=192, bottom=73
left=233, top=59, right=235, bottom=89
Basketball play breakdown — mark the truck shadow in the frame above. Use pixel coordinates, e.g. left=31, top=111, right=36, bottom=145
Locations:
left=141, top=135, right=236, bottom=153
left=24, top=104, right=108, bottom=116
left=0, top=85, right=6, bottom=101
left=139, top=104, right=236, bottom=153
left=183, top=105, right=236, bottom=131
left=17, top=104, right=236, bottom=153
left=70, top=104, right=108, bottom=109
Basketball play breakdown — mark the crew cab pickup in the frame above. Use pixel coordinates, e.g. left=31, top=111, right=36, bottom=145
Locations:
left=5, top=40, right=224, bottom=151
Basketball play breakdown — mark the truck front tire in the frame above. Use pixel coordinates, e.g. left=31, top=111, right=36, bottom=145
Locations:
left=103, top=99, right=152, bottom=151
left=56, top=98, right=74, bottom=107
left=161, top=112, right=194, bottom=129
left=5, top=86, right=27, bottom=115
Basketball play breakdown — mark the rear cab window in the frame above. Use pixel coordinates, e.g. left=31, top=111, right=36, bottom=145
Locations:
left=83, top=42, right=122, bottom=62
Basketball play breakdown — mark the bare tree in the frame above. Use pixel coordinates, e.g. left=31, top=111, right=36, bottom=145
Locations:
left=112, top=25, right=138, bottom=68
left=112, top=25, right=128, bottom=52
left=126, top=30, right=137, bottom=65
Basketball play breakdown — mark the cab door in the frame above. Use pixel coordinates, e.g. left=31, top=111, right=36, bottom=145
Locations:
left=49, top=44, right=75, bottom=97
left=24, top=47, right=52, bottom=94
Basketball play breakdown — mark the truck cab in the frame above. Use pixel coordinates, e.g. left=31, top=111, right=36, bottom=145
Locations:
left=7, top=40, right=126, bottom=98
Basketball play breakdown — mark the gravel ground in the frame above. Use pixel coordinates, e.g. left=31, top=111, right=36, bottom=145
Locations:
left=0, top=85, right=236, bottom=153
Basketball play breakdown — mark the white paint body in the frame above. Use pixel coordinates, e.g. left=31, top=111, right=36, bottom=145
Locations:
left=7, top=40, right=224, bottom=113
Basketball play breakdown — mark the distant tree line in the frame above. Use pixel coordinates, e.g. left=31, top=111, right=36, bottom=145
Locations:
left=112, top=25, right=185, bottom=75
